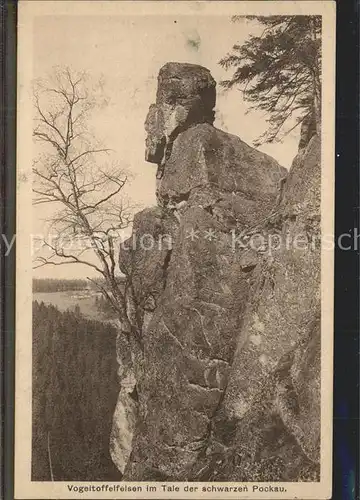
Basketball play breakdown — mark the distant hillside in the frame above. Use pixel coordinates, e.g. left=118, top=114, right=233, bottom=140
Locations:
left=33, top=278, right=89, bottom=293
left=33, top=277, right=126, bottom=294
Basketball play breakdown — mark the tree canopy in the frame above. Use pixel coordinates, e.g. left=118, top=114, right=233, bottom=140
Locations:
left=219, top=16, right=321, bottom=146
left=32, top=301, right=120, bottom=481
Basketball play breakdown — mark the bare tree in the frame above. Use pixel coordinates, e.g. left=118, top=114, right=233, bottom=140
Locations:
left=33, top=67, right=139, bottom=341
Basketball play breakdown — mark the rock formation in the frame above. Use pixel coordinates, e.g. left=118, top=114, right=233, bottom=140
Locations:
left=111, top=62, right=321, bottom=482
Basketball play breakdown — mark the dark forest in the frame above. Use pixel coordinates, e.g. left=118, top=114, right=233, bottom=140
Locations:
left=32, top=301, right=121, bottom=481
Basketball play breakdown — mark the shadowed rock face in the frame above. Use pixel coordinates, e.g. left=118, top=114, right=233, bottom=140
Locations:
left=112, top=63, right=321, bottom=482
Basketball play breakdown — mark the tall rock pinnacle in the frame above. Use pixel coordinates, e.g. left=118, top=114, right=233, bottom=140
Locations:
left=112, top=63, right=320, bottom=483
left=145, top=62, right=216, bottom=167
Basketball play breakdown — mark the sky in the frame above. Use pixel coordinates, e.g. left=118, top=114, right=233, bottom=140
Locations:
left=31, top=11, right=300, bottom=279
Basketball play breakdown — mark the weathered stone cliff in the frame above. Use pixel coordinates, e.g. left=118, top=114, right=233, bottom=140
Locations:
left=111, top=62, right=321, bottom=482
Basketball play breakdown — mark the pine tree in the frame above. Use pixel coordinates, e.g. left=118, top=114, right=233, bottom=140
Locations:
left=219, top=16, right=321, bottom=146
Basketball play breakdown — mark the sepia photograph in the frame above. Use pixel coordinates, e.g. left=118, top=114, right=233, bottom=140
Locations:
left=15, top=1, right=335, bottom=498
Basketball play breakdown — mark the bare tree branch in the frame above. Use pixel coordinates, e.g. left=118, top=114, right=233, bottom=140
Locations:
left=33, top=67, right=139, bottom=342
